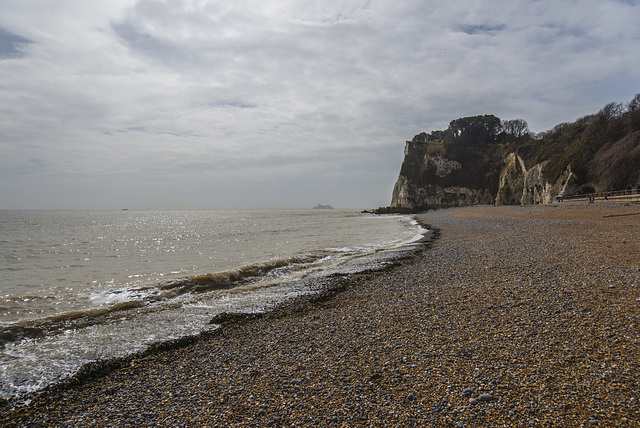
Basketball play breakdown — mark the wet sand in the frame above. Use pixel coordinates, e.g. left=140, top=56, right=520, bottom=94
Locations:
left=2, top=202, right=640, bottom=427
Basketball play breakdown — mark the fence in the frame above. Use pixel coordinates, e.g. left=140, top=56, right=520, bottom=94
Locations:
left=557, top=186, right=640, bottom=202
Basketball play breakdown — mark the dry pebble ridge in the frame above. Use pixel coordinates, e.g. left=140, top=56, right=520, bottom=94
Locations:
left=2, top=202, right=640, bottom=427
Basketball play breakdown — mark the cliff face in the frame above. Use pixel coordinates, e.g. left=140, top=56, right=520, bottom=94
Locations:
left=390, top=148, right=494, bottom=209
left=494, top=154, right=577, bottom=205
left=389, top=142, right=576, bottom=210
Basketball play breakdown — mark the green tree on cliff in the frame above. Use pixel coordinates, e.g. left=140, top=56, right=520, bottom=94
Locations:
left=445, top=114, right=502, bottom=147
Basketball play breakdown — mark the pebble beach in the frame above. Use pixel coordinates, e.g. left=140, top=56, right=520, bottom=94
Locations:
left=2, top=202, right=640, bottom=427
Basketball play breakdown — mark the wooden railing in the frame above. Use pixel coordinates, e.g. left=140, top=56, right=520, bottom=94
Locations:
left=557, top=187, right=640, bottom=202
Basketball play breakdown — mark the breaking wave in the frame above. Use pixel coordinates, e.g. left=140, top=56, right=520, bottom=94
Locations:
left=0, top=250, right=370, bottom=348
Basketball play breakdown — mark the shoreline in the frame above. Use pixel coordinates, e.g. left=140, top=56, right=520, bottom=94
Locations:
left=0, top=211, right=426, bottom=402
left=2, top=202, right=640, bottom=426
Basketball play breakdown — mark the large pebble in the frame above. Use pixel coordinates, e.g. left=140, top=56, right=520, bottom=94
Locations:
left=462, top=388, right=474, bottom=397
left=478, top=394, right=493, bottom=402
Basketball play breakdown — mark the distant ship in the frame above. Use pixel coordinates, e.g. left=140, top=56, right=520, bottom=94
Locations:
left=313, top=204, right=334, bottom=210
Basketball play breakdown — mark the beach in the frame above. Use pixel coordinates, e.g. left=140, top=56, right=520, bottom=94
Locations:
left=2, top=202, right=640, bottom=427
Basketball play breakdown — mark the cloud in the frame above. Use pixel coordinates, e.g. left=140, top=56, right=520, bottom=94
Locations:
left=0, top=28, right=31, bottom=58
left=0, top=0, right=639, bottom=209
left=457, top=24, right=507, bottom=35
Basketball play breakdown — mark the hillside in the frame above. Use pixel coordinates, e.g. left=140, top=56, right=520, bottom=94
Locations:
left=384, top=94, right=640, bottom=212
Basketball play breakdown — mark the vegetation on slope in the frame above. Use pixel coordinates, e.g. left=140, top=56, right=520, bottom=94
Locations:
left=407, top=93, right=640, bottom=194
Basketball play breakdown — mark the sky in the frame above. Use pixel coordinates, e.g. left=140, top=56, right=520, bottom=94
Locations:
left=0, top=0, right=639, bottom=210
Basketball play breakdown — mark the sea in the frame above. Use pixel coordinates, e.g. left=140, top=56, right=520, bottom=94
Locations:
left=0, top=209, right=425, bottom=400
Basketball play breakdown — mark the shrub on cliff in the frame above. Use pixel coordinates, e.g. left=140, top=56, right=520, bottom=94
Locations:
left=523, top=94, right=640, bottom=187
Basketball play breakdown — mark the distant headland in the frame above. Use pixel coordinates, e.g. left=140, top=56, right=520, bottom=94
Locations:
left=376, top=93, right=640, bottom=213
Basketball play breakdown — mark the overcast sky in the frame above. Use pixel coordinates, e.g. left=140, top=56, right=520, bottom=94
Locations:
left=1, top=0, right=638, bottom=210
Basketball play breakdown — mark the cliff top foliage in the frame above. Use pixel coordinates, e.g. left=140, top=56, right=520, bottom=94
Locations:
left=410, top=93, right=640, bottom=191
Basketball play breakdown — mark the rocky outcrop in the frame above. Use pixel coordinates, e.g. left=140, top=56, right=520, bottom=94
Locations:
left=494, top=154, right=578, bottom=205
left=391, top=174, right=493, bottom=210
left=494, top=153, right=526, bottom=206
left=425, top=155, right=462, bottom=178
left=390, top=142, right=495, bottom=210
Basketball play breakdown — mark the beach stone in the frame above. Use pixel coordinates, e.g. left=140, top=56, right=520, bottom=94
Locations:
left=469, top=398, right=478, bottom=405
left=462, top=388, right=474, bottom=397
left=290, top=379, right=302, bottom=385
left=478, top=394, right=493, bottom=402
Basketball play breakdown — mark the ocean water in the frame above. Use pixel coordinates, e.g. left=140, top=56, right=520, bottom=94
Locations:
left=0, top=209, right=424, bottom=400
